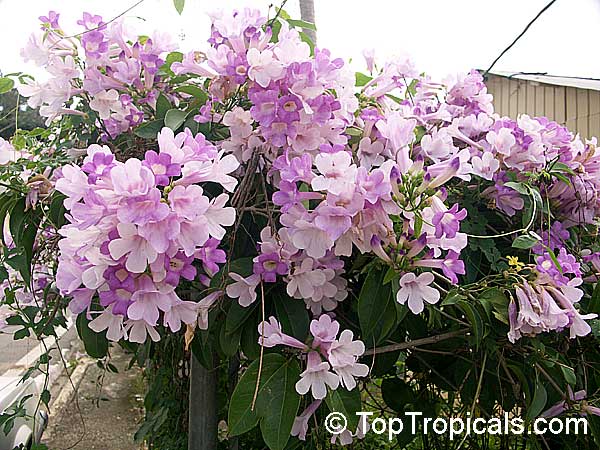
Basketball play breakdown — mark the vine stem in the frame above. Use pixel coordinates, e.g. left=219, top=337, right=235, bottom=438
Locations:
left=466, top=189, right=537, bottom=239
left=535, top=362, right=564, bottom=397
left=456, top=352, right=488, bottom=450
left=251, top=280, right=266, bottom=411
left=362, top=329, right=467, bottom=356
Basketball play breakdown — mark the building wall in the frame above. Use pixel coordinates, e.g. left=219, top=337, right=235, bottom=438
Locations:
left=485, top=74, right=600, bottom=139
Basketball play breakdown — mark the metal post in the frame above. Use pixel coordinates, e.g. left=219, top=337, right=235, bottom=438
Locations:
left=188, top=353, right=217, bottom=450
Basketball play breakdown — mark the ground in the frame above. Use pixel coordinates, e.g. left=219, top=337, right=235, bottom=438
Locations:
left=42, top=344, right=144, bottom=450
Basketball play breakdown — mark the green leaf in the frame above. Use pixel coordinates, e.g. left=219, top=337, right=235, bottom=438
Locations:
left=9, top=198, right=26, bottom=247
left=0, top=265, right=8, bottom=283
left=503, top=181, right=529, bottom=195
left=560, top=365, right=576, bottom=386
left=355, top=72, right=373, bottom=87
left=226, top=300, right=258, bottom=335
left=135, top=119, right=164, bottom=139
left=273, top=290, right=309, bottom=341
left=240, top=316, right=261, bottom=360
left=6, top=251, right=30, bottom=285
left=40, top=389, right=51, bottom=407
left=228, top=354, right=301, bottom=450
left=441, top=291, right=465, bottom=306
left=526, top=379, right=547, bottom=420
left=456, top=299, right=485, bottom=349
left=551, top=162, right=576, bottom=176
left=219, top=319, right=241, bottom=357
left=325, top=387, right=362, bottom=430
left=48, top=193, right=67, bottom=228
left=479, top=288, right=509, bottom=324
left=175, top=85, right=209, bottom=104
left=285, top=19, right=317, bottom=31
left=76, top=312, right=109, bottom=359
left=164, top=109, right=188, bottom=131
left=589, top=282, right=600, bottom=314
left=381, top=378, right=414, bottom=412
left=173, top=0, right=185, bottom=14
left=588, top=415, right=600, bottom=448
left=358, top=268, right=397, bottom=345
left=512, top=234, right=539, bottom=249
left=13, top=327, right=30, bottom=340
left=270, top=20, right=282, bottom=43
left=0, top=77, right=14, bottom=94
left=155, top=94, right=171, bottom=119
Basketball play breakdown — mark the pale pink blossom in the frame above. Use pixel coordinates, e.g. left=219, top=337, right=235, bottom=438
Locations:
left=486, top=128, right=515, bottom=156
left=257, top=316, right=306, bottom=349
left=291, top=400, right=322, bottom=441
left=311, top=151, right=357, bottom=196
left=226, top=273, right=260, bottom=307
left=310, top=314, right=339, bottom=351
left=471, top=151, right=500, bottom=180
left=89, top=89, right=121, bottom=120
left=128, top=276, right=174, bottom=325
left=295, top=351, right=340, bottom=400
left=89, top=305, right=126, bottom=341
left=396, top=272, right=440, bottom=314
left=205, top=194, right=236, bottom=240
left=246, top=48, right=284, bottom=88
left=287, top=258, right=326, bottom=299
left=108, top=223, right=158, bottom=273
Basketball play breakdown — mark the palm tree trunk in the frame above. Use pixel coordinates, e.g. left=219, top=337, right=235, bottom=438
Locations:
left=299, top=0, right=317, bottom=45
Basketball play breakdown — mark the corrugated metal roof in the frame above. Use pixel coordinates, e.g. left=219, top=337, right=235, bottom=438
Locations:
left=483, top=70, right=600, bottom=92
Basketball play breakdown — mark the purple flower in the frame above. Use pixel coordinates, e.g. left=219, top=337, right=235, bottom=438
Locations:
left=272, top=180, right=321, bottom=212
left=39, top=11, right=60, bottom=29
left=275, top=153, right=315, bottom=183
left=536, top=249, right=581, bottom=286
left=163, top=251, right=197, bottom=285
left=99, top=287, right=134, bottom=316
left=415, top=251, right=465, bottom=284
left=82, top=31, right=108, bottom=59
left=143, top=150, right=181, bottom=186
left=249, top=89, right=279, bottom=125
left=432, top=204, right=467, bottom=239
left=194, top=101, right=213, bottom=124
left=119, top=188, right=170, bottom=226
left=253, top=252, right=288, bottom=282
left=533, top=221, right=571, bottom=254
left=77, top=12, right=105, bottom=30
left=82, top=151, right=115, bottom=183
left=356, top=167, right=390, bottom=204
left=542, top=387, right=600, bottom=418
left=103, top=265, right=136, bottom=291
left=195, top=238, right=226, bottom=276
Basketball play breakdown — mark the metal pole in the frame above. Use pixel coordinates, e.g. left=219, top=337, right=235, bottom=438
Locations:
left=188, top=353, right=217, bottom=450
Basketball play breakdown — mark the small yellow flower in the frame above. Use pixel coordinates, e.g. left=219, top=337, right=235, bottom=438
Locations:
left=507, top=256, right=525, bottom=271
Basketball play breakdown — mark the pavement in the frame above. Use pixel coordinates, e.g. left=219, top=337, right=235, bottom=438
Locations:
left=42, top=343, right=145, bottom=450
left=0, top=322, right=145, bottom=450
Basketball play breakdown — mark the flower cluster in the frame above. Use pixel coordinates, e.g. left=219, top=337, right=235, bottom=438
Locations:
left=258, top=314, right=369, bottom=400
left=54, top=127, right=238, bottom=343
left=19, top=11, right=176, bottom=138
left=7, top=8, right=600, bottom=448
left=508, top=276, right=596, bottom=343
